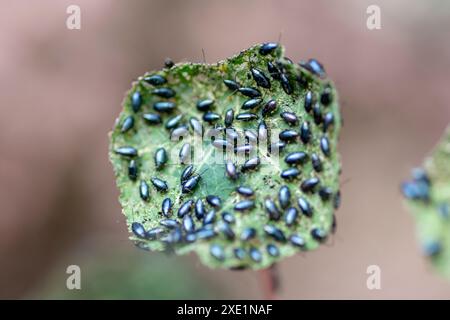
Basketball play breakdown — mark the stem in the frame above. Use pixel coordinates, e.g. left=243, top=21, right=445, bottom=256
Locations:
left=259, top=265, right=280, bottom=300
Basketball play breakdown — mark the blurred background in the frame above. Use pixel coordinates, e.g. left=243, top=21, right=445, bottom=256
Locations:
left=1, top=0, right=450, bottom=299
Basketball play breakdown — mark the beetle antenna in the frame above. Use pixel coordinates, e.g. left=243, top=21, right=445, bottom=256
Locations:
left=199, top=167, right=209, bottom=176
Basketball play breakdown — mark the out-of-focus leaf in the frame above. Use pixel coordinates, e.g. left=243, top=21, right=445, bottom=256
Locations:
left=402, top=126, right=450, bottom=279
left=38, top=252, right=218, bottom=299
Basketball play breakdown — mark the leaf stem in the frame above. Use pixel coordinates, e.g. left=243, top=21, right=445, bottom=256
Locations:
left=259, top=264, right=280, bottom=300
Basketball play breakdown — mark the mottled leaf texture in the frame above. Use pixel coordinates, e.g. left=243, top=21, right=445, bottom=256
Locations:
left=402, top=126, right=450, bottom=279
left=109, top=43, right=342, bottom=269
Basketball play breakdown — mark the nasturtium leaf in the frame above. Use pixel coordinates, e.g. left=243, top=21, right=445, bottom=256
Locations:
left=109, top=43, right=342, bottom=270
left=402, top=126, right=450, bottom=278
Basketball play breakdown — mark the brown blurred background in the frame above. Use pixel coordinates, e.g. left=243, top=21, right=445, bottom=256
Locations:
left=1, top=0, right=450, bottom=299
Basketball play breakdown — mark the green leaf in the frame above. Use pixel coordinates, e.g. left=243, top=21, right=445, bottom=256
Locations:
left=39, top=252, right=218, bottom=299
left=402, top=125, right=450, bottom=279
left=109, top=43, right=342, bottom=270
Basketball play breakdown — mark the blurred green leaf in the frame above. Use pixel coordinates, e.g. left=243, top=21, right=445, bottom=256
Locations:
left=403, top=126, right=450, bottom=279
left=40, top=251, right=218, bottom=299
